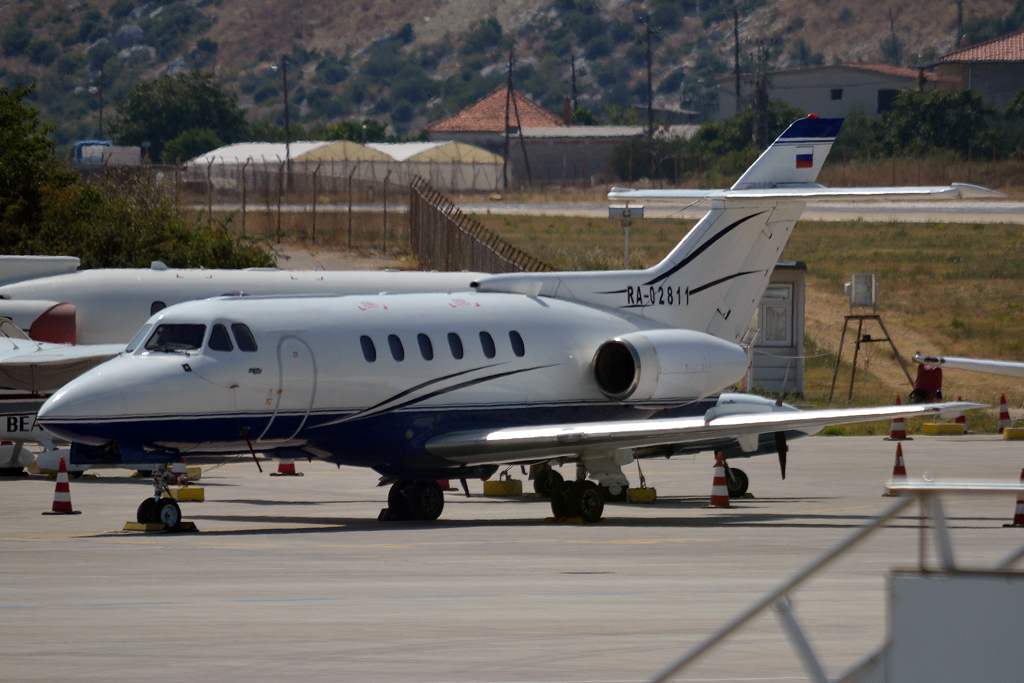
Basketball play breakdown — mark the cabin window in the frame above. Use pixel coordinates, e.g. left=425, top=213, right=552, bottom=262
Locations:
left=388, top=334, right=405, bottom=361
left=145, top=324, right=206, bottom=353
left=208, top=324, right=234, bottom=352
left=479, top=331, right=496, bottom=359
left=448, top=332, right=464, bottom=360
left=360, top=335, right=377, bottom=362
left=509, top=330, right=525, bottom=357
left=150, top=301, right=166, bottom=315
left=417, top=333, right=434, bottom=360
left=126, top=324, right=153, bottom=353
left=231, top=323, right=258, bottom=352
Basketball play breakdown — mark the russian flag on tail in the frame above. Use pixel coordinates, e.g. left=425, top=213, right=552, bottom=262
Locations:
left=795, top=147, right=813, bottom=168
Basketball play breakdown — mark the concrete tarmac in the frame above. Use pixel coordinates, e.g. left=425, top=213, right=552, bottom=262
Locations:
left=3, top=436, right=1023, bottom=682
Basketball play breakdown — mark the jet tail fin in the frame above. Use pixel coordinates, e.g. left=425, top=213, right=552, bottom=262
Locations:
left=730, top=116, right=843, bottom=189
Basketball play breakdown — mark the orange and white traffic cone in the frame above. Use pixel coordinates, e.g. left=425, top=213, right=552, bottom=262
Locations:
left=707, top=452, right=731, bottom=508
left=43, top=457, right=80, bottom=515
left=954, top=397, right=967, bottom=433
left=998, top=394, right=1012, bottom=434
left=1004, top=468, right=1024, bottom=527
left=270, top=458, right=303, bottom=476
left=883, top=443, right=908, bottom=496
left=171, top=458, right=188, bottom=484
left=884, top=395, right=912, bottom=441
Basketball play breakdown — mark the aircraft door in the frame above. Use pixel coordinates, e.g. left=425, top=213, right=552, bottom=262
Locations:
left=257, top=335, right=317, bottom=442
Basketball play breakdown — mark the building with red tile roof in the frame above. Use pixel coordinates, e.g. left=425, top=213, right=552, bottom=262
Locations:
left=426, top=87, right=565, bottom=134
left=935, top=29, right=1024, bottom=109
left=426, top=87, right=643, bottom=185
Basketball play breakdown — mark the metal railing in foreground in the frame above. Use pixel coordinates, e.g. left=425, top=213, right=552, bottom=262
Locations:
left=409, top=176, right=552, bottom=274
left=649, top=480, right=1024, bottom=683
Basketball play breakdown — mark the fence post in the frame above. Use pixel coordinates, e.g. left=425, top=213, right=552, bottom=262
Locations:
left=207, top=157, right=215, bottom=226
left=241, top=158, right=251, bottom=235
left=312, top=161, right=321, bottom=245
left=347, top=166, right=357, bottom=250
left=382, top=169, right=392, bottom=253
left=276, top=161, right=285, bottom=243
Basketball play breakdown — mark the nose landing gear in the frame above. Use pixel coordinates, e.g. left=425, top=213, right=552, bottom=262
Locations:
left=135, top=465, right=183, bottom=527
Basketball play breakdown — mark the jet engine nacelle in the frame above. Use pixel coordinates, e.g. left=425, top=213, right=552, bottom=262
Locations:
left=592, top=329, right=748, bottom=401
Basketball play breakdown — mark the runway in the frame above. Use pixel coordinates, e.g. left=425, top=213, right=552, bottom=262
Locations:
left=3, top=436, right=1022, bottom=682
left=199, top=200, right=1024, bottom=224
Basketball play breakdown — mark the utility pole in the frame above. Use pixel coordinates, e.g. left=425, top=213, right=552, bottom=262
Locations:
left=888, top=8, right=900, bottom=66
left=570, top=52, right=578, bottom=111
left=733, top=6, right=742, bottom=116
left=502, top=50, right=513, bottom=190
left=98, top=63, right=104, bottom=139
left=752, top=38, right=771, bottom=149
left=646, top=14, right=653, bottom=143
left=281, top=55, right=291, bottom=190
left=955, top=0, right=964, bottom=45
left=645, top=13, right=655, bottom=181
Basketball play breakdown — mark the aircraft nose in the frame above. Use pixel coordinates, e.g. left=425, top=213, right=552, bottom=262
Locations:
left=38, top=373, right=126, bottom=445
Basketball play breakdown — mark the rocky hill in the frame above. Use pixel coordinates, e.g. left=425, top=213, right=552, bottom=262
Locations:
left=1, top=0, right=1020, bottom=150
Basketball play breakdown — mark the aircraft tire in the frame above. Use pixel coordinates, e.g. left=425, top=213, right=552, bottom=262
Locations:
left=388, top=481, right=412, bottom=520
left=154, top=498, right=181, bottom=528
left=576, top=481, right=604, bottom=523
left=137, top=498, right=156, bottom=524
left=726, top=467, right=749, bottom=499
left=406, top=481, right=444, bottom=521
left=533, top=468, right=564, bottom=497
left=0, top=467, right=27, bottom=477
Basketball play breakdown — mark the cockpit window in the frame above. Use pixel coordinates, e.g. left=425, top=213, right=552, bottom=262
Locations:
left=208, top=324, right=233, bottom=352
left=231, top=323, right=258, bottom=352
left=126, top=323, right=153, bottom=353
left=144, top=324, right=207, bottom=353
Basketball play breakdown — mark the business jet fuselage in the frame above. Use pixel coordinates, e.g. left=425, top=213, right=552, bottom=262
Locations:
left=41, top=293, right=748, bottom=467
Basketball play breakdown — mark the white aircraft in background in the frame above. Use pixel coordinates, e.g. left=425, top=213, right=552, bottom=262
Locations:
left=914, top=353, right=1024, bottom=379
left=0, top=259, right=485, bottom=475
left=38, top=116, right=988, bottom=527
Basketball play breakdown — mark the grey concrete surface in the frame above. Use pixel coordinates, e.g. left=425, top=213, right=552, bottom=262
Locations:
left=199, top=200, right=1024, bottom=224
left=3, top=436, right=1023, bottom=682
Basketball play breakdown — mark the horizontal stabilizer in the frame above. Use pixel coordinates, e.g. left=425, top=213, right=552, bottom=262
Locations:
left=914, top=353, right=1024, bottom=379
left=426, top=401, right=985, bottom=466
left=608, top=183, right=1004, bottom=204
left=0, top=339, right=125, bottom=393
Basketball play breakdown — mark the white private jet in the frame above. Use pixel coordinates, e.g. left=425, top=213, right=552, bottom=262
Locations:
left=37, top=117, right=991, bottom=526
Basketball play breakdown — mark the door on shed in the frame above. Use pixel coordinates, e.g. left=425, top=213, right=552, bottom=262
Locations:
left=258, top=335, right=316, bottom=442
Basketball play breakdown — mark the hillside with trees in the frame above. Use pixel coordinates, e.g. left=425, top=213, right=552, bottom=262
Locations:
left=1, top=0, right=1023, bottom=149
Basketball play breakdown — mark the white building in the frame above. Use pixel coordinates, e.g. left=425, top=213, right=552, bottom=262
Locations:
left=717, top=63, right=949, bottom=120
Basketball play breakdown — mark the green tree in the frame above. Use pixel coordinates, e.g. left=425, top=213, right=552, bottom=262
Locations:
left=880, top=89, right=995, bottom=154
left=162, top=128, right=224, bottom=163
left=0, top=85, right=273, bottom=269
left=109, top=71, right=246, bottom=162
left=0, top=85, right=77, bottom=252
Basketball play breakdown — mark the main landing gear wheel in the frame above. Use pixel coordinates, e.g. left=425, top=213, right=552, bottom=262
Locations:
left=387, top=480, right=445, bottom=521
left=725, top=467, right=749, bottom=499
left=533, top=468, right=564, bottom=497
left=153, top=498, right=182, bottom=527
left=137, top=498, right=157, bottom=524
left=550, top=481, right=604, bottom=522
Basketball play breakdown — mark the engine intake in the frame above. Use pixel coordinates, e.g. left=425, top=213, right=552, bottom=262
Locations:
left=592, top=329, right=748, bottom=402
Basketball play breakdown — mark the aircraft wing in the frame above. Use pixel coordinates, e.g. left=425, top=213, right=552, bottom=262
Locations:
left=607, top=183, right=1003, bottom=204
left=914, top=353, right=1024, bottom=379
left=426, top=401, right=982, bottom=466
left=0, top=339, right=125, bottom=393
